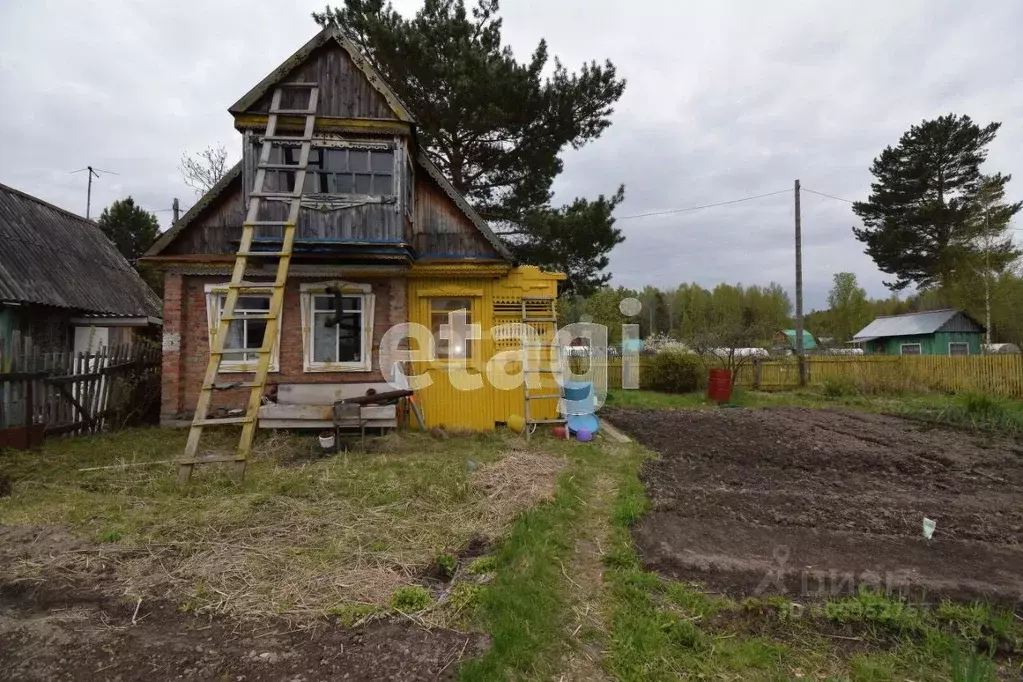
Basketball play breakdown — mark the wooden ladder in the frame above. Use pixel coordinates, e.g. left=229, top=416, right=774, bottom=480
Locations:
left=177, top=82, right=319, bottom=485
left=521, top=296, right=568, bottom=441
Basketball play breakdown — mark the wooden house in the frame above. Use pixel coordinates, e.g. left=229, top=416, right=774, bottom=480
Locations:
left=0, top=183, right=162, bottom=359
left=142, top=26, right=563, bottom=432
left=851, top=309, right=985, bottom=355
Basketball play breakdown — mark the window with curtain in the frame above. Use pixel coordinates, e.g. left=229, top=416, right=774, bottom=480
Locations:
left=204, top=287, right=280, bottom=371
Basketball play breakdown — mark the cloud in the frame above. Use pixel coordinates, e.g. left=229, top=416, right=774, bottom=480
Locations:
left=1, top=0, right=1020, bottom=310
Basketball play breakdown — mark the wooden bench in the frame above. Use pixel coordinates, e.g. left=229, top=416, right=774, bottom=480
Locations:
left=257, top=383, right=398, bottom=430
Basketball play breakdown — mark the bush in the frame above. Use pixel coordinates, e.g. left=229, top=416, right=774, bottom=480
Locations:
left=644, top=351, right=705, bottom=394
left=821, top=376, right=858, bottom=398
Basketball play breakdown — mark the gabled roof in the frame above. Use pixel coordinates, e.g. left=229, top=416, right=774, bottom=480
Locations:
left=0, top=183, right=162, bottom=318
left=144, top=161, right=242, bottom=257
left=779, top=329, right=817, bottom=350
left=852, top=309, right=984, bottom=341
left=417, top=151, right=513, bottom=261
left=229, top=24, right=413, bottom=122
left=147, top=27, right=514, bottom=263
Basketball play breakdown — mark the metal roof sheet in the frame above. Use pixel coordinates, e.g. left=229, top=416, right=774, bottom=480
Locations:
left=0, top=183, right=162, bottom=318
left=852, top=309, right=960, bottom=341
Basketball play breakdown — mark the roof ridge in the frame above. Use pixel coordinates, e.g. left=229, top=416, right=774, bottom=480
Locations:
left=0, top=182, right=93, bottom=225
left=874, top=308, right=957, bottom=319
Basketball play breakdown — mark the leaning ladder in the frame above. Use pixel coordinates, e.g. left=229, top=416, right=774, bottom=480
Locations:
left=177, top=82, right=319, bottom=485
left=521, top=296, right=568, bottom=441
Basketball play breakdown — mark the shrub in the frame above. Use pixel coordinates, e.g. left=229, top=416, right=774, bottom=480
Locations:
left=821, top=376, right=858, bottom=398
left=644, top=351, right=705, bottom=394
left=390, top=585, right=433, bottom=612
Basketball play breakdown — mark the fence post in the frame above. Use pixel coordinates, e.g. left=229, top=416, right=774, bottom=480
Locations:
left=753, top=358, right=762, bottom=390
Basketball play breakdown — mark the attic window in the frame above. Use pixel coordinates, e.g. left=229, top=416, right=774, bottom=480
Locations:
left=275, top=147, right=394, bottom=195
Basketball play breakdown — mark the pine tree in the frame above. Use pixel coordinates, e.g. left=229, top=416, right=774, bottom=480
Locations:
left=852, top=114, right=1021, bottom=291
left=96, top=197, right=160, bottom=262
left=314, top=0, right=627, bottom=293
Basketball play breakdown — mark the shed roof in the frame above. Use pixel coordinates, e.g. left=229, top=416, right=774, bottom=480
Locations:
left=779, top=329, right=817, bottom=349
left=0, top=183, right=162, bottom=318
left=852, top=309, right=982, bottom=341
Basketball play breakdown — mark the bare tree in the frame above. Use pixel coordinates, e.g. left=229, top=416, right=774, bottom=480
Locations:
left=180, top=144, right=229, bottom=196
left=685, top=312, right=772, bottom=385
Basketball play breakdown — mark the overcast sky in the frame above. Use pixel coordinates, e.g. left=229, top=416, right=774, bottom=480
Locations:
left=1, top=0, right=1020, bottom=310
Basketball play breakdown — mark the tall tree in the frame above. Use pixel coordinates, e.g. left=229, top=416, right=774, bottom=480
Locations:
left=97, top=197, right=160, bottom=262
left=314, top=0, right=627, bottom=292
left=180, top=144, right=229, bottom=196
left=852, top=114, right=1021, bottom=291
left=97, top=197, right=162, bottom=296
left=825, top=272, right=870, bottom=342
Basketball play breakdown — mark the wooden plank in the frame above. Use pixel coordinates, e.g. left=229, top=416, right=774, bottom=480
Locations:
left=276, top=382, right=394, bottom=405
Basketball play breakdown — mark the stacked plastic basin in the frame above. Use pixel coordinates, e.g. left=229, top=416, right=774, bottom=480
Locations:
left=563, top=381, right=599, bottom=435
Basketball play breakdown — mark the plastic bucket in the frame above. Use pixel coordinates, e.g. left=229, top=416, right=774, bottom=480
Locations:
left=562, top=381, right=592, bottom=402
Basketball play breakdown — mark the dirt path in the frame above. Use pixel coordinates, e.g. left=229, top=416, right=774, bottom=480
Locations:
left=556, top=473, right=615, bottom=682
left=604, top=407, right=1023, bottom=607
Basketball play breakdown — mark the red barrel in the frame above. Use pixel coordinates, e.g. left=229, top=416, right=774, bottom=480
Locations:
left=707, top=369, right=733, bottom=402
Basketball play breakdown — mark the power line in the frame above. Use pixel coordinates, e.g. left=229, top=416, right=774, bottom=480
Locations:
left=617, top=189, right=790, bottom=220
left=801, top=187, right=856, bottom=204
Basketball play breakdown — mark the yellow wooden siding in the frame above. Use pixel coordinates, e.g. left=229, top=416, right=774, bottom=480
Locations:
left=407, top=266, right=562, bottom=430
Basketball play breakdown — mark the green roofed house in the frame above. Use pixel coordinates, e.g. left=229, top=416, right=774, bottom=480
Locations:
left=775, top=329, right=817, bottom=354
left=851, top=309, right=984, bottom=356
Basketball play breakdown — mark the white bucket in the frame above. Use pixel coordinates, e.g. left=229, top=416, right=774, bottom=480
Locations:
left=318, top=431, right=335, bottom=450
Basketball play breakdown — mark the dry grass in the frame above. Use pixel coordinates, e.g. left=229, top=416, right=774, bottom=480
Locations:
left=0, top=427, right=567, bottom=623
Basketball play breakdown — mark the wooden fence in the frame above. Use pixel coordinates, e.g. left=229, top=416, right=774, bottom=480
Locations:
left=0, top=337, right=161, bottom=446
left=570, top=354, right=1023, bottom=397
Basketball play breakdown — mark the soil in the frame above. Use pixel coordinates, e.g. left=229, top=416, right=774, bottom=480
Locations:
left=0, top=528, right=488, bottom=681
left=603, top=407, right=1023, bottom=608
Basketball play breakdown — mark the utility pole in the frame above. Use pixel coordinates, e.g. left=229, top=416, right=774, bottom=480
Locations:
left=71, top=165, right=118, bottom=220
left=172, top=197, right=180, bottom=224
left=984, top=208, right=992, bottom=347
left=794, top=179, right=806, bottom=386
left=86, top=166, right=97, bottom=220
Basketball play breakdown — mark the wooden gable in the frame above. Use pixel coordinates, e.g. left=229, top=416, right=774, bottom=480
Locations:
left=229, top=26, right=412, bottom=123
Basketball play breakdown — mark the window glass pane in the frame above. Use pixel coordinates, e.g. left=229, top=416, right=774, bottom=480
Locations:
left=236, top=296, right=270, bottom=311
left=324, top=148, right=346, bottom=171
left=430, top=299, right=472, bottom=359
left=354, top=174, right=372, bottom=194
left=313, top=312, right=338, bottom=363
left=337, top=311, right=361, bottom=362
left=303, top=172, right=319, bottom=193
left=313, top=295, right=334, bottom=312
left=246, top=320, right=268, bottom=349
left=348, top=150, right=369, bottom=172
left=901, top=344, right=921, bottom=355
left=307, top=148, right=322, bottom=168
left=342, top=297, right=361, bottom=311
left=336, top=174, right=354, bottom=193
left=950, top=343, right=968, bottom=356
left=372, top=173, right=393, bottom=195
left=371, top=150, right=393, bottom=172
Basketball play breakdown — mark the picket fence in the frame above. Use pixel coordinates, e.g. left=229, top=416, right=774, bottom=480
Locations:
left=0, top=335, right=161, bottom=444
left=572, top=354, right=1023, bottom=398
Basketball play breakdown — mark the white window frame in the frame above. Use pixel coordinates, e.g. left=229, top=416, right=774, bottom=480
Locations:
left=300, top=282, right=375, bottom=372
left=900, top=343, right=922, bottom=356
left=948, top=342, right=970, bottom=356
left=204, top=283, right=281, bottom=373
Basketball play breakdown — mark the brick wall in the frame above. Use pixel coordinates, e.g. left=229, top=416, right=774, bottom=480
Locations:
left=160, top=273, right=407, bottom=421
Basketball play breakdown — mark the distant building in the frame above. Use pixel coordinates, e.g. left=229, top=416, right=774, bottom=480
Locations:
left=774, top=329, right=817, bottom=355
left=851, top=309, right=984, bottom=356
left=0, top=183, right=162, bottom=358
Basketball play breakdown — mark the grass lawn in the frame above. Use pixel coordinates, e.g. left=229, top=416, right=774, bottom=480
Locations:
left=0, top=427, right=564, bottom=620
left=2, top=411, right=1020, bottom=680
left=605, top=387, right=1023, bottom=435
